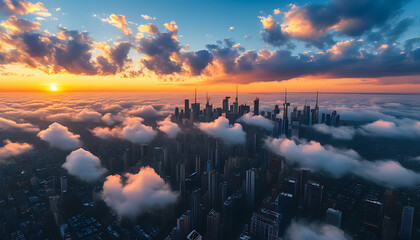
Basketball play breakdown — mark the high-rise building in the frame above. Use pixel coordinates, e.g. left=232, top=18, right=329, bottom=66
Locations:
left=311, top=91, right=319, bottom=125
left=222, top=97, right=230, bottom=113
left=250, top=208, right=281, bottom=240
left=275, top=192, right=294, bottom=226
left=282, top=89, right=290, bottom=135
left=305, top=181, right=323, bottom=219
left=187, top=230, right=202, bottom=240
left=205, top=92, right=213, bottom=117
left=185, top=99, right=190, bottom=119
left=253, top=98, right=260, bottom=115
left=381, top=216, right=397, bottom=240
left=326, top=208, right=342, bottom=228
left=207, top=209, right=220, bottom=240
left=233, top=85, right=239, bottom=114
left=363, top=199, right=383, bottom=229
left=209, top=171, right=219, bottom=209
left=191, top=88, right=200, bottom=122
left=246, top=168, right=256, bottom=208
left=399, top=206, right=414, bottom=240
left=190, top=190, right=201, bottom=230
left=60, top=176, right=68, bottom=194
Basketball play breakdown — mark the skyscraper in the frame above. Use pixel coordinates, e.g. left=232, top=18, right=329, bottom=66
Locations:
left=399, top=206, right=414, bottom=240
left=326, top=208, right=342, bottom=228
left=246, top=168, right=256, bottom=208
left=305, top=181, right=323, bottom=219
left=207, top=209, right=220, bottom=240
left=187, top=230, right=203, bottom=240
left=311, top=91, right=319, bottom=125
left=185, top=99, right=190, bottom=119
left=381, top=216, right=397, bottom=240
left=250, top=208, right=281, bottom=240
left=253, top=97, right=259, bottom=116
left=191, top=88, right=200, bottom=122
left=282, top=89, right=290, bottom=135
left=222, top=97, right=230, bottom=113
left=363, top=199, right=383, bottom=229
left=233, top=85, right=239, bottom=115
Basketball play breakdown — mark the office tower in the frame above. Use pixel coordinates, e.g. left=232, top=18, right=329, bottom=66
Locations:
left=195, top=155, right=201, bottom=173
left=207, top=209, right=220, bottom=240
left=205, top=93, right=213, bottom=117
left=253, top=97, right=260, bottom=115
left=399, top=206, right=414, bottom=240
left=191, top=89, right=200, bottom=122
left=282, top=89, right=290, bottom=135
left=222, top=97, right=230, bottom=113
left=302, top=100, right=310, bottom=125
left=209, top=171, right=219, bottom=209
left=190, top=190, right=201, bottom=230
left=250, top=208, right=281, bottom=240
left=283, top=177, right=298, bottom=200
left=299, top=170, right=310, bottom=200
left=326, top=208, right=342, bottom=228
left=171, top=226, right=181, bottom=240
left=220, top=181, right=228, bottom=207
left=175, top=107, right=179, bottom=119
left=363, top=199, right=383, bottom=229
left=154, top=147, right=164, bottom=175
left=273, top=105, right=280, bottom=115
left=305, top=181, right=323, bottom=219
left=60, top=176, right=68, bottom=194
left=311, top=91, right=319, bottom=125
left=275, top=192, right=294, bottom=226
left=123, top=147, right=132, bottom=170
left=246, top=168, right=256, bottom=208
left=183, top=210, right=193, bottom=236
left=185, top=99, right=190, bottom=119
left=381, top=216, right=397, bottom=240
left=187, top=230, right=202, bottom=240
left=330, top=110, right=340, bottom=126
left=290, top=120, right=300, bottom=138
left=233, top=85, right=239, bottom=114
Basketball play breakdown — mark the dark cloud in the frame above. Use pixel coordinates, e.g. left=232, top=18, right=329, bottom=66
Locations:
left=182, top=50, right=213, bottom=75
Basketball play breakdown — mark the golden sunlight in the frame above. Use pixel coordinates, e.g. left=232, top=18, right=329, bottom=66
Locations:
left=50, top=84, right=58, bottom=92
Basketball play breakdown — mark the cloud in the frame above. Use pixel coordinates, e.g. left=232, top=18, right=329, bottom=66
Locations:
left=0, top=116, right=39, bottom=132
left=37, top=122, right=81, bottom=150
left=102, top=14, right=132, bottom=36
left=101, top=166, right=178, bottom=219
left=238, top=112, right=274, bottom=131
left=1, top=15, right=40, bottom=33
left=196, top=116, right=246, bottom=145
left=359, top=119, right=420, bottom=138
left=141, top=14, right=156, bottom=20
left=128, top=105, right=161, bottom=118
left=157, top=116, right=180, bottom=138
left=73, top=109, right=102, bottom=122
left=265, top=137, right=420, bottom=188
left=0, top=139, right=32, bottom=160
left=0, top=0, right=48, bottom=16
left=313, top=124, right=356, bottom=140
left=92, top=117, right=157, bottom=144
left=101, top=113, right=125, bottom=126
left=259, top=15, right=291, bottom=47
left=62, top=148, right=107, bottom=182
left=285, top=221, right=351, bottom=240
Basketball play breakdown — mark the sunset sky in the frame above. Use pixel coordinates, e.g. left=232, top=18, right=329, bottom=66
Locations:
left=0, top=0, right=419, bottom=92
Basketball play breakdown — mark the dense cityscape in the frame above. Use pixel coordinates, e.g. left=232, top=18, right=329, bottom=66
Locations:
left=0, top=90, right=419, bottom=240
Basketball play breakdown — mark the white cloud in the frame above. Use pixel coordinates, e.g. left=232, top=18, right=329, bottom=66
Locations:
left=63, top=148, right=107, bottom=182
left=0, top=117, right=39, bottom=132
left=265, top=137, right=420, bottom=188
left=92, top=117, right=157, bottom=144
left=0, top=140, right=33, bottom=161
left=238, top=112, right=274, bottom=131
left=313, top=124, right=356, bottom=140
left=197, top=116, right=246, bottom=145
left=157, top=116, right=180, bottom=138
left=285, top=221, right=351, bottom=240
left=37, top=122, right=81, bottom=150
left=359, top=119, right=420, bottom=138
left=101, top=166, right=178, bottom=219
left=128, top=105, right=161, bottom=118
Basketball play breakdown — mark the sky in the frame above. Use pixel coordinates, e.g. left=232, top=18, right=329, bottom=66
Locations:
left=0, top=0, right=419, bottom=92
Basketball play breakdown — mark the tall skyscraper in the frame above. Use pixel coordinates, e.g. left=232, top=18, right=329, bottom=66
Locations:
left=399, top=206, right=414, bottom=240
left=363, top=199, right=383, bottom=229
left=185, top=99, right=190, bottom=119
left=205, top=92, right=213, bottom=117
left=191, top=88, right=200, bottom=122
left=207, top=209, right=220, bottom=240
left=222, top=97, right=230, bottom=113
left=275, top=192, right=294, bottom=227
left=253, top=97, right=260, bottom=116
left=250, top=208, right=281, bottom=240
left=233, top=85, right=239, bottom=114
left=381, top=216, right=397, bottom=240
left=246, top=168, right=256, bottom=208
left=305, top=181, right=323, bottom=219
left=326, top=208, right=342, bottom=228
left=190, top=190, right=201, bottom=230
left=311, top=91, right=319, bottom=125
left=282, top=89, right=290, bottom=135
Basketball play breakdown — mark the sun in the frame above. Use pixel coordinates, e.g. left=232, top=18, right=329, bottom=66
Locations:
left=50, top=84, right=58, bottom=91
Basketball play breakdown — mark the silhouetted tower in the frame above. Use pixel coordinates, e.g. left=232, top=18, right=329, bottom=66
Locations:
left=191, top=88, right=200, bottom=122
left=282, top=89, right=290, bottom=135
left=253, top=97, right=259, bottom=116
left=205, top=92, right=213, bottom=117
left=233, top=85, right=239, bottom=114
left=311, top=91, right=319, bottom=125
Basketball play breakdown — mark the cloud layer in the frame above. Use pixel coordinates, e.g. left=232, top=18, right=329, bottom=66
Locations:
left=0, top=139, right=32, bottom=160
left=101, top=166, right=178, bottom=219
left=265, top=137, right=420, bottom=188
left=284, top=221, right=351, bottom=240
left=62, top=148, right=107, bottom=182
left=157, top=116, right=180, bottom=138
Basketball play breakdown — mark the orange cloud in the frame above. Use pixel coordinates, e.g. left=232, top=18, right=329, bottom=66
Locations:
left=102, top=14, right=132, bottom=36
